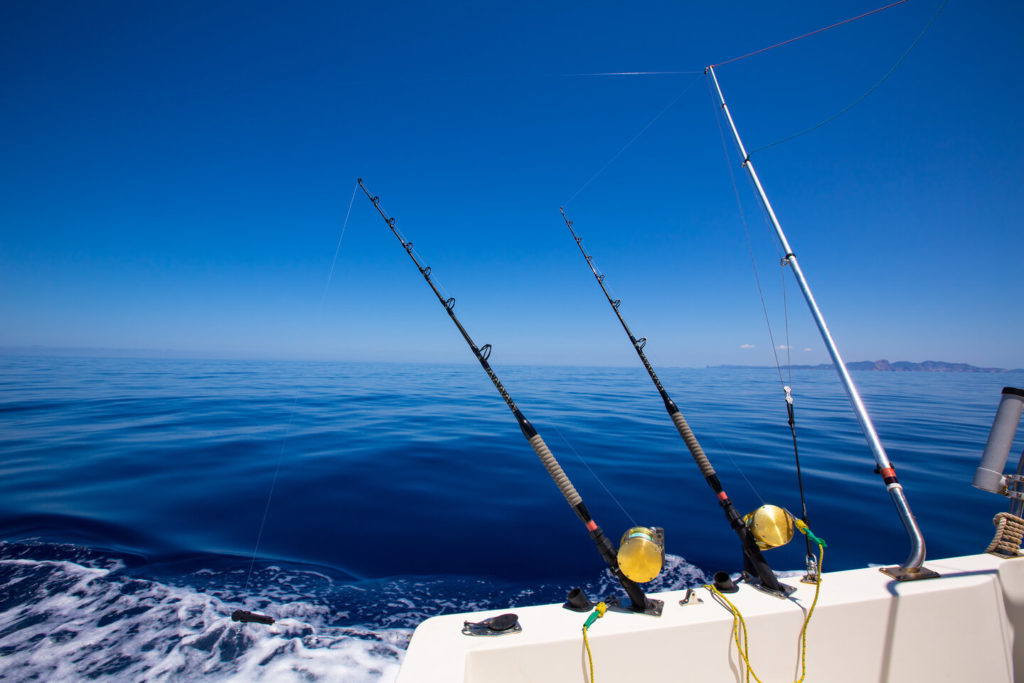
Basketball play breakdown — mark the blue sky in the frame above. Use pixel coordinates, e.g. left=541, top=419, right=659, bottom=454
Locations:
left=1, top=1, right=1021, bottom=368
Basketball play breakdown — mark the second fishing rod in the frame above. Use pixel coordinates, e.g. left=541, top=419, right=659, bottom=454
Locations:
left=560, top=208, right=789, bottom=596
left=359, top=179, right=660, bottom=614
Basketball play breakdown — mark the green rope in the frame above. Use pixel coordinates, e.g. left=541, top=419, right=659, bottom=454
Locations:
left=747, top=0, right=949, bottom=159
left=804, top=528, right=827, bottom=548
left=795, top=518, right=828, bottom=548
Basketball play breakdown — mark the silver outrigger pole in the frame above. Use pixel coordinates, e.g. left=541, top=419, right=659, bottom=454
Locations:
left=706, top=65, right=935, bottom=580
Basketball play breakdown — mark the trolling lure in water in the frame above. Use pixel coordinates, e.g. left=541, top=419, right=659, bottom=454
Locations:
left=231, top=610, right=275, bottom=626
left=560, top=208, right=789, bottom=596
left=358, top=179, right=659, bottom=614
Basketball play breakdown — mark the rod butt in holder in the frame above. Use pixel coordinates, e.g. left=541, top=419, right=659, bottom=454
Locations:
left=973, top=387, right=1024, bottom=494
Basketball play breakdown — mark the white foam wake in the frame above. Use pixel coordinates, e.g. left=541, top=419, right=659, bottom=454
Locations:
left=0, top=556, right=407, bottom=682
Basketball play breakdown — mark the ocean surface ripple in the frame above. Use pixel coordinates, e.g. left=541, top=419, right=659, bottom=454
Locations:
left=1, top=356, right=1020, bottom=680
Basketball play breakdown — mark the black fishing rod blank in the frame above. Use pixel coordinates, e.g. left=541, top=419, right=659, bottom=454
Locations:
left=358, top=179, right=658, bottom=615
left=560, top=208, right=789, bottom=597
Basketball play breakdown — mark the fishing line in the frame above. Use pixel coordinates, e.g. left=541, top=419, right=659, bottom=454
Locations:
left=569, top=70, right=702, bottom=77
left=747, top=0, right=949, bottom=158
left=782, top=267, right=793, bottom=388
left=244, top=180, right=361, bottom=593
left=702, top=430, right=765, bottom=505
left=320, top=181, right=359, bottom=306
left=708, top=70, right=818, bottom=567
left=549, top=423, right=639, bottom=528
left=711, top=0, right=910, bottom=68
left=333, top=70, right=702, bottom=89
left=244, top=421, right=294, bottom=592
left=563, top=74, right=702, bottom=207
left=706, top=76, right=786, bottom=387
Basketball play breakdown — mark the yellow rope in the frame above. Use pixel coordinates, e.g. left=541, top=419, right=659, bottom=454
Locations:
left=705, top=541, right=824, bottom=683
left=583, top=625, right=595, bottom=681
left=707, top=585, right=760, bottom=683
left=795, top=544, right=823, bottom=683
left=582, top=601, right=607, bottom=682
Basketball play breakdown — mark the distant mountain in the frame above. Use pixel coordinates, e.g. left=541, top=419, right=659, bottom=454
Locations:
left=845, top=359, right=1012, bottom=373
left=714, top=359, right=1016, bottom=373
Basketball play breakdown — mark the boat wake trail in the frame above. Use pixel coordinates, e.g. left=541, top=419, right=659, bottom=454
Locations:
left=0, top=541, right=709, bottom=681
left=0, top=542, right=407, bottom=682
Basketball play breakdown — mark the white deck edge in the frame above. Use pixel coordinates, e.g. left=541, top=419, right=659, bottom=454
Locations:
left=397, top=553, right=1024, bottom=682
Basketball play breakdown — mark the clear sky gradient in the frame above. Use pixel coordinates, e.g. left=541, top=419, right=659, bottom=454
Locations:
left=2, top=1, right=1021, bottom=368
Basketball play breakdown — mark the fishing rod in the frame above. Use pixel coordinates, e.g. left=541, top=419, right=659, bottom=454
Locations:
left=706, top=64, right=934, bottom=580
left=560, top=209, right=788, bottom=596
left=358, top=179, right=658, bottom=614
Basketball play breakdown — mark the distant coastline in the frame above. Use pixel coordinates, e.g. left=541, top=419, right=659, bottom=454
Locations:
left=1, top=348, right=1020, bottom=372
left=713, top=359, right=1021, bottom=373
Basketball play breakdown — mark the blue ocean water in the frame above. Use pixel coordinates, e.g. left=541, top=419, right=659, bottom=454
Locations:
left=1, top=355, right=1021, bottom=680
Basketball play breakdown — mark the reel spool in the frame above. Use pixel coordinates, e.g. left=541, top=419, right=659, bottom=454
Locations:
left=743, top=505, right=795, bottom=550
left=616, top=527, right=665, bottom=583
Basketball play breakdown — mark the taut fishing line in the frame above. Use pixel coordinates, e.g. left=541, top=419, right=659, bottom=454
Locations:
left=321, top=182, right=359, bottom=306
left=563, top=74, right=702, bottom=207
left=244, top=416, right=295, bottom=592
left=330, top=70, right=701, bottom=89
left=549, top=423, right=639, bottom=528
left=706, top=67, right=818, bottom=569
left=745, top=0, right=949, bottom=158
left=244, top=179, right=361, bottom=592
left=705, top=76, right=787, bottom=388
left=718, top=83, right=816, bottom=562
left=710, top=0, right=911, bottom=68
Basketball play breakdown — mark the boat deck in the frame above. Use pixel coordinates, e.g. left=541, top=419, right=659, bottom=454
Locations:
left=398, top=553, right=1023, bottom=682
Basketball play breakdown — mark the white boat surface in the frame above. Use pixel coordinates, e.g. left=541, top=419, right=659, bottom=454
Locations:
left=398, top=552, right=1023, bottom=682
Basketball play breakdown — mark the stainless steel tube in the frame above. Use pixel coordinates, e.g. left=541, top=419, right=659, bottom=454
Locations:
left=706, top=65, right=929, bottom=572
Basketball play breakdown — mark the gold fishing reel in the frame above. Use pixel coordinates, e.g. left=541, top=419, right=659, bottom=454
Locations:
left=743, top=504, right=795, bottom=550
left=616, top=526, right=665, bottom=583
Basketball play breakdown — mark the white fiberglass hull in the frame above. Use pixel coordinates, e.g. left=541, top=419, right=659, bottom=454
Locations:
left=397, top=553, right=1022, bottom=682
